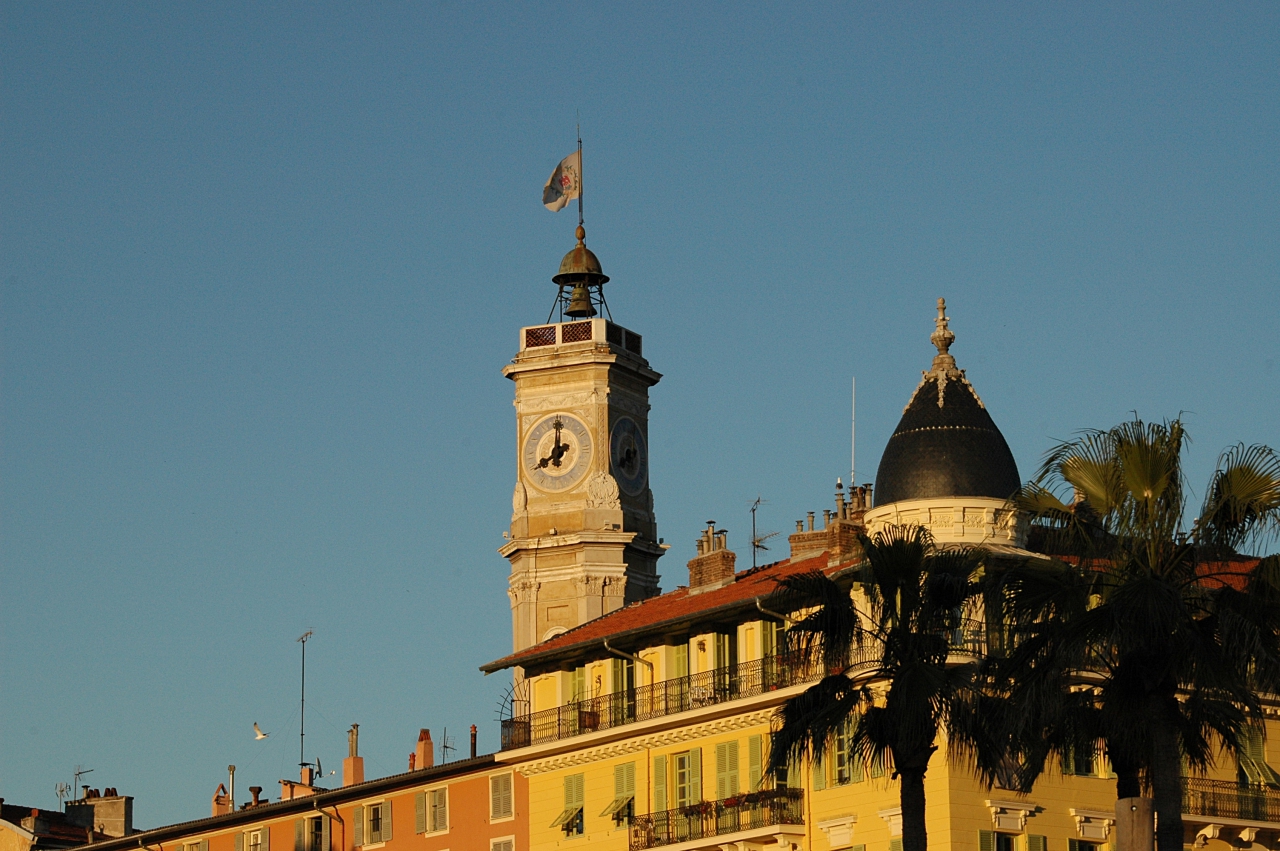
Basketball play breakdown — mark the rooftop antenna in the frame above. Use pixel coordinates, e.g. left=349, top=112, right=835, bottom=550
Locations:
left=73, top=766, right=93, bottom=802
left=55, top=782, right=71, bottom=808
left=851, top=376, right=856, bottom=486
left=440, top=728, right=457, bottom=763
left=749, top=497, right=779, bottom=569
left=297, top=630, right=313, bottom=772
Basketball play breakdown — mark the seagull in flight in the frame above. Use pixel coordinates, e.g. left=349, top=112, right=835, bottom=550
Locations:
left=253, top=722, right=269, bottom=740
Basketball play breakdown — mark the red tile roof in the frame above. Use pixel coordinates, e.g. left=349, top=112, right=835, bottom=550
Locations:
left=480, top=551, right=844, bottom=673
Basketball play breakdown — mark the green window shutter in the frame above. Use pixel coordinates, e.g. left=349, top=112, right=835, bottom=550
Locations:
left=262, top=827, right=271, bottom=851
left=716, top=743, right=729, bottom=799
left=654, top=755, right=668, bottom=810
left=1028, top=836, right=1046, bottom=851
left=235, top=835, right=244, bottom=851
left=295, top=820, right=305, bottom=851
left=201, top=841, right=209, bottom=851
left=353, top=806, right=364, bottom=847
left=688, top=748, right=702, bottom=803
left=812, top=751, right=827, bottom=791
left=575, top=772, right=586, bottom=806
left=748, top=735, right=763, bottom=792
left=852, top=845, right=866, bottom=851
left=382, top=800, right=392, bottom=842
left=415, top=792, right=427, bottom=834
left=616, top=762, right=636, bottom=797
left=891, top=840, right=903, bottom=851
left=871, top=753, right=885, bottom=778
left=320, top=817, right=330, bottom=851
left=727, top=741, right=739, bottom=796
left=980, top=830, right=995, bottom=851
left=1069, top=840, right=1081, bottom=851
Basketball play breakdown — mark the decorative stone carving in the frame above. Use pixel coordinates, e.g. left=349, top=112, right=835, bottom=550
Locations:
left=1070, top=809, right=1115, bottom=841
left=518, top=392, right=592, bottom=413
left=818, top=815, right=859, bottom=847
left=879, top=808, right=902, bottom=838
left=585, top=471, right=621, bottom=510
left=986, top=800, right=1039, bottom=832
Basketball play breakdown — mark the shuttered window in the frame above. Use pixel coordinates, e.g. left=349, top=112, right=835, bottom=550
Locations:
left=245, top=829, right=268, bottom=851
left=654, top=755, right=668, bottom=811
left=715, top=741, right=740, bottom=800
left=601, top=762, right=636, bottom=823
left=491, top=773, right=514, bottom=820
left=352, top=807, right=363, bottom=847
left=675, top=749, right=701, bottom=806
left=296, top=816, right=326, bottom=851
left=1027, top=835, right=1047, bottom=851
left=812, top=748, right=826, bottom=791
left=491, top=841, right=514, bottom=851
left=748, top=735, right=763, bottom=792
left=551, top=773, right=585, bottom=836
left=428, top=789, right=447, bottom=833
left=980, top=830, right=995, bottom=851
left=890, top=840, right=903, bottom=851
left=414, top=793, right=427, bottom=834
left=363, top=802, right=390, bottom=844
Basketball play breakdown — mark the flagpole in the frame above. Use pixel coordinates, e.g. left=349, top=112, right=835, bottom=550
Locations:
left=577, top=123, right=584, bottom=228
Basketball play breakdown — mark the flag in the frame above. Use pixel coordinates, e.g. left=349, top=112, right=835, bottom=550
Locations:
left=542, top=150, right=581, bottom=212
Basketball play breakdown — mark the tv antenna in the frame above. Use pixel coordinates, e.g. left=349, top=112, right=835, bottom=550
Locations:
left=56, top=782, right=71, bottom=807
left=297, top=630, right=314, bottom=772
left=749, top=497, right=779, bottom=569
left=440, top=728, right=457, bottom=763
left=73, top=766, right=93, bottom=801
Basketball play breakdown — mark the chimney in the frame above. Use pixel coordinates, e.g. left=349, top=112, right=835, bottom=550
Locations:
left=211, top=783, right=231, bottom=817
left=249, top=787, right=263, bottom=808
left=687, top=522, right=735, bottom=594
left=469, top=725, right=477, bottom=759
left=415, top=729, right=434, bottom=769
left=343, top=724, right=364, bottom=787
left=408, top=753, right=416, bottom=771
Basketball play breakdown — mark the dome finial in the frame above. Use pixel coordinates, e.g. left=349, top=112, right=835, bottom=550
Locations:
left=929, top=297, right=957, bottom=374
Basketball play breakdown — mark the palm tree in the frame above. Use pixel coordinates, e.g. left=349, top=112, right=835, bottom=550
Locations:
left=767, top=525, right=1003, bottom=851
left=994, top=418, right=1280, bottom=851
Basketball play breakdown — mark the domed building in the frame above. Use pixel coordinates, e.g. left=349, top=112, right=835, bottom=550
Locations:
left=864, top=298, right=1028, bottom=549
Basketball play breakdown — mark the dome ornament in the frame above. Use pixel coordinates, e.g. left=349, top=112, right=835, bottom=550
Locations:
left=930, top=297, right=958, bottom=374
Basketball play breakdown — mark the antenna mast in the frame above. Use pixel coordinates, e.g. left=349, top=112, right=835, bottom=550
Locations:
left=851, top=376, right=856, bottom=485
left=298, top=630, right=313, bottom=770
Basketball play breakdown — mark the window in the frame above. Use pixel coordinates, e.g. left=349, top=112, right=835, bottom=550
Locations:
left=248, top=830, right=264, bottom=851
left=980, top=830, right=1020, bottom=851
left=490, top=773, right=514, bottom=820
left=601, top=762, right=636, bottom=825
left=491, top=839, right=514, bottom=851
left=295, top=816, right=328, bottom=851
left=1068, top=841, right=1097, bottom=851
left=357, top=802, right=391, bottom=846
left=429, top=789, right=447, bottom=833
left=551, top=774, right=585, bottom=837
left=570, top=667, right=587, bottom=703
left=715, top=741, right=739, bottom=799
left=748, top=735, right=763, bottom=791
left=833, top=719, right=863, bottom=785
left=675, top=749, right=702, bottom=807
left=1062, top=741, right=1096, bottom=776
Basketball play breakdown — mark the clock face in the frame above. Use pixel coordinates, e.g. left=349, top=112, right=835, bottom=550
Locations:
left=610, top=416, right=648, bottom=496
left=522, top=413, right=593, bottom=493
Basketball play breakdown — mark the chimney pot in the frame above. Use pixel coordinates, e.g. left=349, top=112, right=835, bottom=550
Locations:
left=249, top=787, right=262, bottom=807
left=470, top=725, right=477, bottom=759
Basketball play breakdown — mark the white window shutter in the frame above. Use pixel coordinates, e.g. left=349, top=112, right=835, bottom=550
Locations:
left=382, top=800, right=392, bottom=842
left=353, top=806, right=364, bottom=847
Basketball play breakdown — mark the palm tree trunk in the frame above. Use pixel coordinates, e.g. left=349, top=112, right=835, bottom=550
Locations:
left=899, top=767, right=928, bottom=851
left=1150, top=697, right=1184, bottom=851
left=1107, top=746, right=1142, bottom=800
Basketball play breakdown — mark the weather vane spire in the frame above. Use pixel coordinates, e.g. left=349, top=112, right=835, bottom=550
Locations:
left=929, top=297, right=957, bottom=374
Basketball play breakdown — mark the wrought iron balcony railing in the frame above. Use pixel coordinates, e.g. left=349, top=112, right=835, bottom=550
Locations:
left=500, top=621, right=987, bottom=750
left=629, top=789, right=805, bottom=851
left=1183, top=777, right=1280, bottom=823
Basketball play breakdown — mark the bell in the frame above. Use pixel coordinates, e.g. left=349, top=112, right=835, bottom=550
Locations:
left=565, top=283, right=596, bottom=318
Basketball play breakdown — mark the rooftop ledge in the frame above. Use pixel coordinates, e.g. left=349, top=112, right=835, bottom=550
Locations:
left=517, top=318, right=643, bottom=356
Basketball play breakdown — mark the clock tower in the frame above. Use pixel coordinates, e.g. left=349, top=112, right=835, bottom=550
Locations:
left=500, top=225, right=665, bottom=655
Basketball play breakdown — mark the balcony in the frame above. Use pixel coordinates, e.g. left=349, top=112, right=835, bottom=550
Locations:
left=1184, top=777, right=1280, bottom=824
left=629, top=789, right=805, bottom=851
left=519, top=318, right=642, bottom=355
left=502, top=653, right=824, bottom=750
left=500, top=622, right=987, bottom=751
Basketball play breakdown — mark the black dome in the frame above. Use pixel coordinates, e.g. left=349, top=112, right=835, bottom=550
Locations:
left=874, top=300, right=1021, bottom=507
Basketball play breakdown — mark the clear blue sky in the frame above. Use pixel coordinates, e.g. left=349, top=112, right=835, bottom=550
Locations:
left=3, top=2, right=1277, bottom=828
